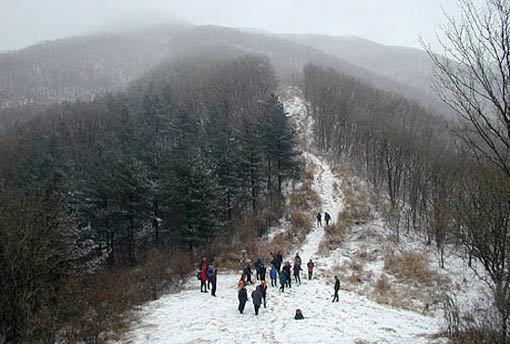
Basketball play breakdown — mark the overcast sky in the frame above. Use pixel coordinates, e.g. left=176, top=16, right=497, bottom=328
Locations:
left=0, top=0, right=474, bottom=51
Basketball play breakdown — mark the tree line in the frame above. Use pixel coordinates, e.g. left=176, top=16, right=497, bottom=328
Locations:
left=304, top=60, right=510, bottom=341
left=0, top=53, right=302, bottom=342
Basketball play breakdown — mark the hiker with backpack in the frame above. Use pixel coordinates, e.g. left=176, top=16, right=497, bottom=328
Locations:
left=270, top=264, right=278, bottom=287
left=206, top=263, right=215, bottom=289
left=238, top=285, right=248, bottom=314
left=252, top=287, right=263, bottom=315
left=307, top=259, right=314, bottom=280
left=324, top=211, right=331, bottom=226
left=332, top=276, right=340, bottom=302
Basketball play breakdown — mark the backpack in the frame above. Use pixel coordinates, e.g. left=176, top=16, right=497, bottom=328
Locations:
left=207, top=265, right=214, bottom=278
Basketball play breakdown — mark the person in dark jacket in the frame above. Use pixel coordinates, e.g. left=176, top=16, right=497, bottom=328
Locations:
left=283, top=262, right=292, bottom=288
left=307, top=259, right=314, bottom=280
left=271, top=252, right=283, bottom=272
left=210, top=269, right=217, bottom=297
left=255, top=257, right=264, bottom=281
left=258, top=281, right=267, bottom=308
left=243, top=263, right=253, bottom=284
left=294, top=309, right=304, bottom=320
left=316, top=212, right=322, bottom=227
left=293, top=263, right=302, bottom=285
left=238, top=286, right=248, bottom=314
left=252, top=288, right=263, bottom=315
left=324, top=212, right=331, bottom=226
left=206, top=264, right=215, bottom=289
left=332, top=276, right=340, bottom=302
left=260, top=265, right=267, bottom=282
left=279, top=269, right=286, bottom=292
left=270, top=265, right=278, bottom=287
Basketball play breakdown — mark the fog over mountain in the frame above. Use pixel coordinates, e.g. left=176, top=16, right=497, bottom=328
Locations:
left=0, top=0, right=481, bottom=51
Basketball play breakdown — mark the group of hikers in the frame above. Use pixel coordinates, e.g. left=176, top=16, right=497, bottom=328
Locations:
left=197, top=211, right=339, bottom=319
left=316, top=211, right=331, bottom=227
left=236, top=251, right=315, bottom=317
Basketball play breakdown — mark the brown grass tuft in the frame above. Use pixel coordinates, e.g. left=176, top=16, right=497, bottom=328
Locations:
left=375, top=274, right=391, bottom=294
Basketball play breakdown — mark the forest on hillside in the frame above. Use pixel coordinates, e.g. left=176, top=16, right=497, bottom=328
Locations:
left=0, top=53, right=302, bottom=342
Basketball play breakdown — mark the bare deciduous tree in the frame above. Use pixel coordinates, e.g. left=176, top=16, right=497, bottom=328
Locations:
left=423, top=0, right=510, bottom=176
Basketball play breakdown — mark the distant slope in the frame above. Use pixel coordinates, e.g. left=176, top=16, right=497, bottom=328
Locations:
left=0, top=25, right=444, bottom=114
left=283, top=34, right=434, bottom=97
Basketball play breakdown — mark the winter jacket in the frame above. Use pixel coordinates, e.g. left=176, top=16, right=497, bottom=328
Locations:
left=307, top=261, right=314, bottom=272
left=270, top=266, right=278, bottom=279
left=282, top=265, right=291, bottom=277
left=259, top=285, right=267, bottom=298
left=334, top=278, right=340, bottom=291
left=294, top=255, right=302, bottom=267
left=325, top=212, right=331, bottom=221
left=272, top=254, right=283, bottom=270
left=252, top=290, right=262, bottom=306
left=200, top=262, right=208, bottom=281
left=255, top=258, right=264, bottom=272
left=279, top=271, right=286, bottom=284
left=238, top=287, right=248, bottom=302
left=293, top=264, right=302, bottom=275
left=260, top=266, right=266, bottom=279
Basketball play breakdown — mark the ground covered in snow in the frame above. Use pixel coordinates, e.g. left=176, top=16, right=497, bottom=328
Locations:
left=115, top=87, right=489, bottom=344
left=118, top=153, right=441, bottom=344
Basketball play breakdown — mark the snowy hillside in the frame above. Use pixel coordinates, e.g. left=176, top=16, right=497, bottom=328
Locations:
left=115, top=90, right=452, bottom=344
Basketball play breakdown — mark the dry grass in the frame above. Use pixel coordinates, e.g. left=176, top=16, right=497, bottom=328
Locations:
left=383, top=249, right=439, bottom=286
left=375, top=273, right=391, bottom=294
left=53, top=248, right=193, bottom=343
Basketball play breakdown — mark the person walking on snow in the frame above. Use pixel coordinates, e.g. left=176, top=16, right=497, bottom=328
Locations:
left=260, top=264, right=267, bottom=282
left=270, top=265, right=278, bottom=287
left=210, top=268, right=217, bottom=297
left=271, top=252, right=283, bottom=272
left=294, top=253, right=302, bottom=269
left=243, top=263, right=253, bottom=284
left=332, top=276, right=340, bottom=302
left=257, top=281, right=268, bottom=309
left=238, top=285, right=248, bottom=314
left=324, top=211, right=331, bottom=226
left=199, top=257, right=208, bottom=292
left=316, top=212, right=322, bottom=227
left=283, top=262, right=292, bottom=288
left=252, top=287, right=263, bottom=315
left=255, top=257, right=264, bottom=281
left=307, top=259, right=314, bottom=280
left=279, top=268, right=286, bottom=292
left=293, top=262, right=302, bottom=285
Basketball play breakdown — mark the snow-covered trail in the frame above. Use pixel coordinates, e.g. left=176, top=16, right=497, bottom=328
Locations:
left=299, top=152, right=343, bottom=261
left=116, top=89, right=442, bottom=344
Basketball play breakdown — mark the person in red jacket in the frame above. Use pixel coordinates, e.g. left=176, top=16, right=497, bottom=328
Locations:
left=200, top=257, right=208, bottom=293
left=307, top=259, right=314, bottom=280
